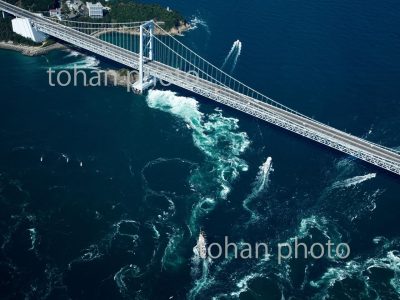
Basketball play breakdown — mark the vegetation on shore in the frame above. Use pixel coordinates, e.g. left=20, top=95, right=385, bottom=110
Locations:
left=1, top=0, right=187, bottom=45
left=5, top=0, right=57, bottom=11
left=73, top=0, right=187, bottom=31
left=109, top=0, right=186, bottom=31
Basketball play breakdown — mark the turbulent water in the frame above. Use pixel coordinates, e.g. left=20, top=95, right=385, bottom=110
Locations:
left=242, top=157, right=272, bottom=224
left=146, top=90, right=249, bottom=235
left=51, top=51, right=100, bottom=69
left=1, top=0, right=400, bottom=299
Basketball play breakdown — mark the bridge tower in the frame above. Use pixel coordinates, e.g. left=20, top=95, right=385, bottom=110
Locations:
left=135, top=20, right=156, bottom=94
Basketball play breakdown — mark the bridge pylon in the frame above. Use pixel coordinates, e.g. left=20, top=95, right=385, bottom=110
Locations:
left=134, top=20, right=156, bottom=94
left=1, top=0, right=399, bottom=175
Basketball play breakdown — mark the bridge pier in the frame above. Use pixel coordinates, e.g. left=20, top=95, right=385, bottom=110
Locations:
left=148, top=20, right=157, bottom=88
left=134, top=20, right=156, bottom=94
left=138, top=23, right=144, bottom=93
left=1, top=0, right=399, bottom=175
left=2, top=10, right=5, bottom=18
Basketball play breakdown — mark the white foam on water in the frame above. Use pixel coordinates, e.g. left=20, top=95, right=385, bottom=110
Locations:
left=188, top=16, right=211, bottom=34
left=114, top=264, right=141, bottom=295
left=229, top=273, right=259, bottom=298
left=330, top=173, right=376, bottom=190
left=387, top=251, right=400, bottom=293
left=188, top=108, right=249, bottom=231
left=64, top=50, right=81, bottom=58
left=322, top=157, right=384, bottom=222
left=161, top=227, right=185, bottom=270
left=28, top=228, right=37, bottom=251
left=243, top=157, right=273, bottom=223
left=365, top=188, right=381, bottom=213
left=80, top=244, right=103, bottom=262
left=230, top=41, right=242, bottom=73
left=188, top=258, right=213, bottom=300
left=221, top=40, right=238, bottom=68
left=297, top=216, right=330, bottom=239
left=146, top=90, right=249, bottom=233
left=191, top=231, right=211, bottom=275
left=310, top=244, right=400, bottom=298
left=290, top=216, right=343, bottom=258
left=111, top=219, right=140, bottom=248
left=221, top=40, right=242, bottom=73
left=147, top=90, right=202, bottom=128
left=52, top=56, right=100, bottom=70
left=141, top=157, right=192, bottom=223
left=334, top=157, right=356, bottom=176
left=190, top=198, right=216, bottom=233
left=310, top=260, right=363, bottom=289
left=147, top=90, right=251, bottom=296
left=148, top=223, right=160, bottom=240
left=365, top=249, right=400, bottom=294
left=60, top=153, right=69, bottom=163
left=190, top=239, right=271, bottom=300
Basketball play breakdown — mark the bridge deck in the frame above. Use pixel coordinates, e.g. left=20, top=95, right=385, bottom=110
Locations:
left=1, top=0, right=399, bottom=175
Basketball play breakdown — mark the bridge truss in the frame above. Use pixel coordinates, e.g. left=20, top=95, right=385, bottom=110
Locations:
left=0, top=0, right=399, bottom=175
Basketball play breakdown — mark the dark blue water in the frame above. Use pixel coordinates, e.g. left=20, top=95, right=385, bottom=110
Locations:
left=1, top=0, right=400, bottom=299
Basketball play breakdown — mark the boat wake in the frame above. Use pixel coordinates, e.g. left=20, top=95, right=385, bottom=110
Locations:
left=221, top=40, right=242, bottom=73
left=189, top=232, right=214, bottom=300
left=52, top=54, right=100, bottom=70
left=243, top=157, right=273, bottom=223
left=146, top=90, right=250, bottom=295
left=189, top=258, right=212, bottom=300
left=330, top=173, right=377, bottom=190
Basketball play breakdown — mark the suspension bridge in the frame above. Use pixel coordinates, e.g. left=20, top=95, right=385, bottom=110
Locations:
left=1, top=0, right=400, bottom=176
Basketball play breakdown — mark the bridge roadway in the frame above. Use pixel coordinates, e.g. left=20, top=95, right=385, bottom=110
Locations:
left=1, top=0, right=400, bottom=175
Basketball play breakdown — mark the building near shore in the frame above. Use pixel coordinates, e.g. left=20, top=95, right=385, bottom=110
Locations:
left=66, top=0, right=81, bottom=12
left=11, top=17, right=47, bottom=43
left=49, top=8, right=61, bottom=18
left=86, top=2, right=104, bottom=18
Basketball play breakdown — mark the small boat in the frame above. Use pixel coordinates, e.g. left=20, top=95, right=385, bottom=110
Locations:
left=194, top=231, right=207, bottom=259
left=261, top=157, right=272, bottom=174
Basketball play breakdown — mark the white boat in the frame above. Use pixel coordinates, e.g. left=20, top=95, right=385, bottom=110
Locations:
left=194, top=231, right=207, bottom=259
left=261, top=157, right=273, bottom=174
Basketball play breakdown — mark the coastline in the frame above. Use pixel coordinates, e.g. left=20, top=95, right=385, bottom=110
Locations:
left=166, top=21, right=191, bottom=36
left=0, top=22, right=190, bottom=57
left=0, top=41, right=66, bottom=56
left=0, top=40, right=139, bottom=88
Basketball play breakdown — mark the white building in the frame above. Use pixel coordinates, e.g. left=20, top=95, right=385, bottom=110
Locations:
left=11, top=17, right=47, bottom=43
left=66, top=0, right=81, bottom=12
left=86, top=2, right=103, bottom=18
left=49, top=8, right=61, bottom=17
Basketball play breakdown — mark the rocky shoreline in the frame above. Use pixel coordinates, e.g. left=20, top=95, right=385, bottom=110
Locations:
left=165, top=21, right=191, bottom=36
left=0, top=38, right=139, bottom=88
left=0, top=41, right=66, bottom=56
left=0, top=19, right=189, bottom=90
